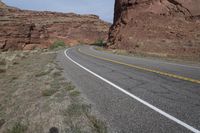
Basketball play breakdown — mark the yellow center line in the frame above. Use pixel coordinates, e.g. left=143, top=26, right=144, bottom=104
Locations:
left=78, top=48, right=200, bottom=84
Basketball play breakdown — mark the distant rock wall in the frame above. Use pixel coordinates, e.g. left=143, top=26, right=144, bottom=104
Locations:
left=108, top=0, right=200, bottom=60
left=0, top=1, right=110, bottom=51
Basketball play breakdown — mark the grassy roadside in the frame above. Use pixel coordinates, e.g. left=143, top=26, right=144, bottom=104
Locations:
left=0, top=47, right=107, bottom=133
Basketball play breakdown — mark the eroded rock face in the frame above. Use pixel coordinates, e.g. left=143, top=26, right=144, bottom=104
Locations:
left=0, top=1, right=110, bottom=51
left=109, top=0, right=200, bottom=60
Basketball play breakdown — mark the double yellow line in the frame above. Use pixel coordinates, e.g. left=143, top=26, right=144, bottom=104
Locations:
left=78, top=49, right=200, bottom=84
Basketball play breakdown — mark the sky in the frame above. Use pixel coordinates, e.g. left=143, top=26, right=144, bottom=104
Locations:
left=2, top=0, right=115, bottom=23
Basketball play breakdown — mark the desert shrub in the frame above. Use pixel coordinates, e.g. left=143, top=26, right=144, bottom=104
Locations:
left=87, top=115, right=107, bottom=133
left=65, top=82, right=75, bottom=91
left=92, top=39, right=106, bottom=47
left=69, top=90, right=80, bottom=97
left=42, top=89, right=57, bottom=96
left=63, top=104, right=91, bottom=118
left=49, top=40, right=65, bottom=50
left=35, top=70, right=50, bottom=77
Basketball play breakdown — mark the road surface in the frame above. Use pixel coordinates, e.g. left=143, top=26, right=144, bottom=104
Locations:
left=57, top=45, right=200, bottom=133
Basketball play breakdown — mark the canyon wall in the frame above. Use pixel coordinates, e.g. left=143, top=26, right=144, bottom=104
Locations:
left=0, top=1, right=110, bottom=50
left=108, top=0, right=200, bottom=60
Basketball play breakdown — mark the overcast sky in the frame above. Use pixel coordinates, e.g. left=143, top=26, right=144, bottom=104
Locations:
left=2, top=0, right=115, bottom=23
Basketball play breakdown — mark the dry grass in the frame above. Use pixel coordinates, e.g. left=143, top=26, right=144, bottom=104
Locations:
left=87, top=115, right=107, bottom=133
left=63, top=103, right=107, bottom=133
left=42, top=89, right=58, bottom=96
left=0, top=50, right=107, bottom=133
left=69, top=90, right=81, bottom=97
left=65, top=82, right=75, bottom=91
left=6, top=122, right=27, bottom=133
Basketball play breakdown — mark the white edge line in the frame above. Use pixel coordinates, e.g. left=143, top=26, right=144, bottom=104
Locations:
left=64, top=48, right=200, bottom=133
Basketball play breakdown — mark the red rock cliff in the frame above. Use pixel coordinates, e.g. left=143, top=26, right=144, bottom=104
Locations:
left=0, top=1, right=110, bottom=50
left=109, top=0, right=200, bottom=60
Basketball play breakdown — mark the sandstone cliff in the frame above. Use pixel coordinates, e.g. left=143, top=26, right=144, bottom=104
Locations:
left=0, top=1, right=110, bottom=50
left=109, top=0, right=200, bottom=60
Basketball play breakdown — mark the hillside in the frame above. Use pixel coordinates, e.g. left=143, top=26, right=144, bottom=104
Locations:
left=0, top=1, right=110, bottom=51
left=108, top=0, right=200, bottom=60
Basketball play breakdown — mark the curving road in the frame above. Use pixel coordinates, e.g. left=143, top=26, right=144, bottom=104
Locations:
left=57, top=45, right=200, bottom=133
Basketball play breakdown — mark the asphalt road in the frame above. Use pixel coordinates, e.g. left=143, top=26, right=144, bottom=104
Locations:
left=57, top=45, right=200, bottom=133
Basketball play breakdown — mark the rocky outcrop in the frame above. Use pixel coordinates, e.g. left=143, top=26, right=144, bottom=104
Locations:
left=0, top=1, right=110, bottom=51
left=109, top=0, right=200, bottom=60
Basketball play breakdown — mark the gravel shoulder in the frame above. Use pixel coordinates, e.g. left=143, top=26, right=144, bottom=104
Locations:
left=94, top=46, right=200, bottom=65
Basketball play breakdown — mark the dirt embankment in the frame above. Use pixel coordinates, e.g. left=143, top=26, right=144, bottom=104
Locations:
left=0, top=49, right=107, bottom=133
left=108, top=0, right=200, bottom=60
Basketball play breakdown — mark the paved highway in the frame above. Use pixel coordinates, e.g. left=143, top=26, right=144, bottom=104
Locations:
left=57, top=45, right=200, bottom=133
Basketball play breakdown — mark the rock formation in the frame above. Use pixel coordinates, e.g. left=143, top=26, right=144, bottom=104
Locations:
left=108, top=0, right=200, bottom=60
left=0, top=1, right=110, bottom=50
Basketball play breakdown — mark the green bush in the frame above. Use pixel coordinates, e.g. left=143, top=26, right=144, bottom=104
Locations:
left=49, top=40, right=65, bottom=50
left=93, top=39, right=106, bottom=47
